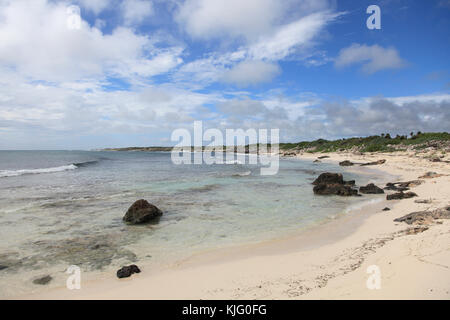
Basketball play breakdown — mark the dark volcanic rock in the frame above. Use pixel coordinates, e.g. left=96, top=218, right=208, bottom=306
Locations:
left=339, top=160, right=354, bottom=166
left=359, top=183, right=384, bottom=194
left=312, top=172, right=359, bottom=196
left=394, top=206, right=450, bottom=225
left=386, top=191, right=418, bottom=200
left=344, top=180, right=356, bottom=186
left=312, top=173, right=344, bottom=185
left=0, top=265, right=8, bottom=271
left=123, top=199, right=163, bottom=224
left=317, top=156, right=330, bottom=159
left=117, top=264, right=141, bottom=279
left=382, top=207, right=391, bottom=211
left=313, top=183, right=358, bottom=196
left=360, top=159, right=386, bottom=166
left=33, top=275, right=53, bottom=285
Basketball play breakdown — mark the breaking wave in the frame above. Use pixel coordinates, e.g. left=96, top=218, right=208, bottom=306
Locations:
left=0, top=160, right=99, bottom=178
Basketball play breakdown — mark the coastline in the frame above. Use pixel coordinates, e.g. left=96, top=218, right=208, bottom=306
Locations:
left=15, top=151, right=450, bottom=300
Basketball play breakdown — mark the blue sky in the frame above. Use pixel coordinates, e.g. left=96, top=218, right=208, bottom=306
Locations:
left=0, top=0, right=449, bottom=149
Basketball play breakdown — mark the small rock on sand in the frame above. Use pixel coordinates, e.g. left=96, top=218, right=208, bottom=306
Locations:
left=117, top=265, right=141, bottom=279
left=419, top=172, right=443, bottom=179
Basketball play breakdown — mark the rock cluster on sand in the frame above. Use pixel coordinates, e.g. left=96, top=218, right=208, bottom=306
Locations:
left=123, top=199, right=163, bottom=224
left=394, top=206, right=450, bottom=225
left=339, top=160, right=354, bottom=166
left=384, top=180, right=424, bottom=192
left=117, top=264, right=141, bottom=278
left=359, top=183, right=384, bottom=194
left=312, top=173, right=358, bottom=196
left=386, top=191, right=418, bottom=200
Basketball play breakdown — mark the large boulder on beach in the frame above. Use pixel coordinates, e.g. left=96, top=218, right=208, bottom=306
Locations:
left=123, top=199, right=163, bottom=224
left=313, top=183, right=359, bottom=196
left=359, top=183, right=384, bottom=194
left=312, top=173, right=344, bottom=185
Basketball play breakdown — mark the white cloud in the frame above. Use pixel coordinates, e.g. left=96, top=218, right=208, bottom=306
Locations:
left=221, top=61, right=281, bottom=87
left=175, top=0, right=284, bottom=41
left=174, top=11, right=340, bottom=87
left=0, top=0, right=182, bottom=81
left=175, top=0, right=335, bottom=42
left=247, top=12, right=339, bottom=61
left=334, top=44, right=406, bottom=74
left=121, top=0, right=154, bottom=25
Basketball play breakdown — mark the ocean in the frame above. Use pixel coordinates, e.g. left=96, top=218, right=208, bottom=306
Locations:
left=0, top=150, right=387, bottom=297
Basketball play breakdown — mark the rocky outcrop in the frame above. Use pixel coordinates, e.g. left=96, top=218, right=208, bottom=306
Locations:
left=317, top=156, right=330, bottom=159
left=386, top=191, right=418, bottom=200
left=313, top=183, right=359, bottom=196
left=33, top=275, right=52, bottom=285
left=359, top=183, right=384, bottom=194
left=312, top=173, right=359, bottom=196
left=382, top=207, right=391, bottom=211
left=123, top=199, right=163, bottom=224
left=339, top=160, right=354, bottom=166
left=312, top=173, right=345, bottom=185
left=394, top=206, right=450, bottom=225
left=360, top=159, right=386, bottom=166
left=117, top=265, right=141, bottom=278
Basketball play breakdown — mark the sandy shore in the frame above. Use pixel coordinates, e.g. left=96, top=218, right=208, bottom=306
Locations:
left=16, top=151, right=450, bottom=300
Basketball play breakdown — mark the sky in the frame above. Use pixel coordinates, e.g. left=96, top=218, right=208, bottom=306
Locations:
left=0, top=0, right=449, bottom=149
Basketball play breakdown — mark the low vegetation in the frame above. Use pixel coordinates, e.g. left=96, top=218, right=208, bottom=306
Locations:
left=278, top=132, right=450, bottom=153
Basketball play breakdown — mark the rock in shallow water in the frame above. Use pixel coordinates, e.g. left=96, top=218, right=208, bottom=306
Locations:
left=33, top=275, right=52, bottom=285
left=117, top=265, right=141, bottom=278
left=313, top=183, right=359, bottom=196
left=312, top=173, right=359, bottom=196
left=123, top=199, right=163, bottom=224
left=312, top=173, right=344, bottom=185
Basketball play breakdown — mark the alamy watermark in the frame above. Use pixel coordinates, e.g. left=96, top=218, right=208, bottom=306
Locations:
left=67, top=5, right=81, bottom=30
left=66, top=265, right=81, bottom=290
left=367, top=5, right=381, bottom=30
left=366, top=265, right=381, bottom=290
left=171, top=121, right=280, bottom=175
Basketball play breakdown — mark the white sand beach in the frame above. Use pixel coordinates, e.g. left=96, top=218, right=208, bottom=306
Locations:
left=17, top=151, right=450, bottom=300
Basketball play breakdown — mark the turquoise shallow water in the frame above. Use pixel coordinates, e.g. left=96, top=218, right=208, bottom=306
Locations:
left=0, top=151, right=386, bottom=296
